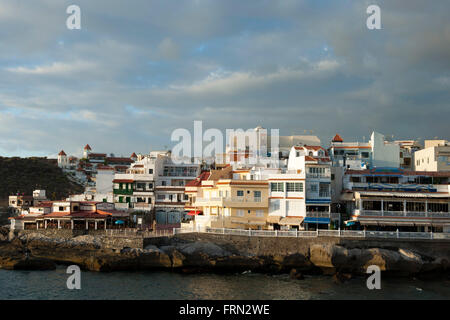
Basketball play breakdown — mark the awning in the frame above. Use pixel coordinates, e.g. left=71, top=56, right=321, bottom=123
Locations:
left=304, top=217, right=330, bottom=224
left=187, top=210, right=202, bottom=216
left=345, top=220, right=359, bottom=226
left=279, top=217, right=304, bottom=226
left=266, top=216, right=282, bottom=224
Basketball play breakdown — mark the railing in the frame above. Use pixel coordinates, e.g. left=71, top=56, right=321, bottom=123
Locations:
left=195, top=197, right=264, bottom=203
left=105, top=228, right=173, bottom=238
left=306, top=212, right=332, bottom=218
left=306, top=173, right=331, bottom=179
left=113, top=189, right=133, bottom=195
left=357, top=210, right=450, bottom=218
left=172, top=227, right=450, bottom=240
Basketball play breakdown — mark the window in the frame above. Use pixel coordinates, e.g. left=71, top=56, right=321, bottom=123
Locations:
left=161, top=181, right=167, bottom=186
left=286, top=182, right=303, bottom=192
left=59, top=206, right=64, bottom=211
left=148, top=169, right=153, bottom=174
left=256, top=210, right=264, bottom=217
left=428, top=203, right=448, bottom=213
left=270, top=182, right=284, bottom=192
left=236, top=210, right=244, bottom=217
left=237, top=190, right=244, bottom=197
left=309, top=184, right=318, bottom=192
left=157, top=195, right=165, bottom=200
left=361, top=152, right=369, bottom=158
left=254, top=191, right=261, bottom=199
left=406, top=202, right=425, bottom=212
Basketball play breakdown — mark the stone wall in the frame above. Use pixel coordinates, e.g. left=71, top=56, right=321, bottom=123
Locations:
left=18, top=229, right=106, bottom=239
left=148, top=232, right=450, bottom=258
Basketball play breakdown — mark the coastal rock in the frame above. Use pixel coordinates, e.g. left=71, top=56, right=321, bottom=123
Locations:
left=289, top=268, right=304, bottom=280
left=282, top=253, right=312, bottom=271
left=0, top=227, right=9, bottom=242
left=68, top=235, right=102, bottom=248
left=332, top=272, right=352, bottom=284
left=177, top=242, right=230, bottom=258
left=13, top=257, right=56, bottom=271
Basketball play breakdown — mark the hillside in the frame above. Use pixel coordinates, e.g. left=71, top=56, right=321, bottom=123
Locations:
left=0, top=157, right=84, bottom=203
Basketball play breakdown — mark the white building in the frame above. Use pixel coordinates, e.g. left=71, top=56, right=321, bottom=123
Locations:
left=287, top=145, right=336, bottom=229
left=57, top=150, right=69, bottom=169
left=219, top=126, right=320, bottom=169
left=113, top=151, right=200, bottom=225
left=267, top=172, right=306, bottom=230
left=414, top=140, right=450, bottom=172
left=329, top=131, right=400, bottom=169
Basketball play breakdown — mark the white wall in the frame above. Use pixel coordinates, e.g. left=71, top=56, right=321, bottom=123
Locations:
left=371, top=132, right=400, bottom=168
left=96, top=170, right=115, bottom=194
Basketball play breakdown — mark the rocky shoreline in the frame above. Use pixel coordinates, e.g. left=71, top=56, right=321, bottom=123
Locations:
left=1, top=227, right=449, bottom=281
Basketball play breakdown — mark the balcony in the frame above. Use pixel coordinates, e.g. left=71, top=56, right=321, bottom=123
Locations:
left=354, top=210, right=450, bottom=219
left=306, top=212, right=340, bottom=220
left=195, top=197, right=266, bottom=208
left=306, top=173, right=331, bottom=179
left=132, top=203, right=153, bottom=211
left=113, top=189, right=133, bottom=195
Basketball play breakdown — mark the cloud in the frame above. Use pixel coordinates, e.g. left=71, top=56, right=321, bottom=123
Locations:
left=0, top=0, right=448, bottom=157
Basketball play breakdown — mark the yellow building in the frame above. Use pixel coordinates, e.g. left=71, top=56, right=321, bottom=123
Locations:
left=184, top=166, right=269, bottom=230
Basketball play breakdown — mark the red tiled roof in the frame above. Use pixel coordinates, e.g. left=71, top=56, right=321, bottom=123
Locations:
left=96, top=165, right=114, bottom=170
left=131, top=152, right=137, bottom=158
left=107, top=157, right=133, bottom=163
left=332, top=134, right=344, bottom=142
left=58, top=150, right=66, bottom=156
left=88, top=153, right=107, bottom=158
left=84, top=144, right=92, bottom=150
left=34, top=202, right=53, bottom=208
left=69, top=211, right=107, bottom=219
left=44, top=212, right=71, bottom=218
left=113, top=179, right=134, bottom=183
left=185, top=171, right=211, bottom=187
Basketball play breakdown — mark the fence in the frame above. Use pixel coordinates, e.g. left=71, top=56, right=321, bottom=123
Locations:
left=173, top=227, right=450, bottom=240
left=105, top=228, right=173, bottom=238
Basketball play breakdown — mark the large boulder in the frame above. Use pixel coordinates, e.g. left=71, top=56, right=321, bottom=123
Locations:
left=176, top=242, right=230, bottom=258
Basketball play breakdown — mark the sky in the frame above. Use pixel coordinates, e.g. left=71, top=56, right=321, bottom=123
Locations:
left=0, top=0, right=449, bottom=158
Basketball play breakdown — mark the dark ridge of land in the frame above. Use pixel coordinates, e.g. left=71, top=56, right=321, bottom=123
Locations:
left=0, top=156, right=84, bottom=203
